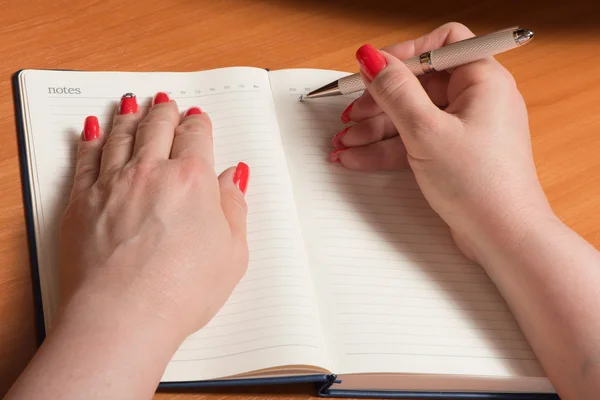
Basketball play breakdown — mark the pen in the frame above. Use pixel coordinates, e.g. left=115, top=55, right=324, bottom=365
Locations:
left=301, top=27, right=534, bottom=100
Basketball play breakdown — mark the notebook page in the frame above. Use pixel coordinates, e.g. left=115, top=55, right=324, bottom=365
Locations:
left=20, top=68, right=330, bottom=381
left=268, top=69, right=547, bottom=381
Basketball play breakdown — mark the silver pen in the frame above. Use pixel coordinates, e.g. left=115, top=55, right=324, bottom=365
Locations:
left=301, top=27, right=534, bottom=100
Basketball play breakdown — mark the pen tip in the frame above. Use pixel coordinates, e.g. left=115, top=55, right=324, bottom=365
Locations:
left=515, top=28, right=534, bottom=45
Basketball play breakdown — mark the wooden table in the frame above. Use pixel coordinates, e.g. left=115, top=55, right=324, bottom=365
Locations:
left=1, top=0, right=599, bottom=398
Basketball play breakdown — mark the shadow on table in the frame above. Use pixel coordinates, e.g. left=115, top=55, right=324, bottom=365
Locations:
left=271, top=0, right=600, bottom=33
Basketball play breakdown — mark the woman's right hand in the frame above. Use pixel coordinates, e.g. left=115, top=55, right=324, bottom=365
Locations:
left=332, top=23, right=556, bottom=261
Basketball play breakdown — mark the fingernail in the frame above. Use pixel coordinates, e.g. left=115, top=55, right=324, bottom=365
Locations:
left=184, top=107, right=203, bottom=117
left=119, top=93, right=138, bottom=114
left=332, top=127, right=349, bottom=149
left=341, top=100, right=355, bottom=124
left=152, top=92, right=170, bottom=106
left=329, top=148, right=347, bottom=163
left=233, top=162, right=250, bottom=195
left=356, top=44, right=387, bottom=81
left=83, top=116, right=99, bottom=141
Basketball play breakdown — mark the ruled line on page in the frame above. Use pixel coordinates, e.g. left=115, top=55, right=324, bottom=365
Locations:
left=344, top=352, right=537, bottom=361
left=177, top=334, right=320, bottom=352
left=340, top=330, right=527, bottom=343
left=170, top=344, right=321, bottom=362
left=185, top=322, right=315, bottom=341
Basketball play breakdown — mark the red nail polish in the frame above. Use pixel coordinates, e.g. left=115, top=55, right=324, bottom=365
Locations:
left=152, top=92, right=170, bottom=106
left=329, top=148, right=347, bottom=163
left=356, top=44, right=387, bottom=81
left=184, top=107, right=203, bottom=117
left=233, top=162, right=250, bottom=195
left=83, top=116, right=99, bottom=141
left=341, top=100, right=355, bottom=124
left=332, top=127, right=349, bottom=149
left=119, top=93, right=138, bottom=114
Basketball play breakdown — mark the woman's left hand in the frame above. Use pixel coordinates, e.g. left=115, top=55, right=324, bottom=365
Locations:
left=6, top=92, right=250, bottom=400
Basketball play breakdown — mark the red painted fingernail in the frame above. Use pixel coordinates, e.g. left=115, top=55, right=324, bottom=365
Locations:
left=332, top=127, right=349, bottom=149
left=233, top=162, right=250, bottom=195
left=152, top=92, right=170, bottom=106
left=341, top=100, right=355, bottom=124
left=184, top=107, right=203, bottom=117
left=83, top=116, right=99, bottom=141
left=329, top=148, right=347, bottom=163
left=356, top=44, right=387, bottom=81
left=119, top=93, right=138, bottom=114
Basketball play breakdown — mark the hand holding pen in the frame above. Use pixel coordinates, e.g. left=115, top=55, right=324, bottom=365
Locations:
left=313, top=23, right=600, bottom=400
left=303, top=26, right=533, bottom=99
left=321, top=22, right=549, bottom=255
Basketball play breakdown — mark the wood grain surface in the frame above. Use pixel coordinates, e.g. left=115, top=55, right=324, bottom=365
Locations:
left=1, top=0, right=599, bottom=398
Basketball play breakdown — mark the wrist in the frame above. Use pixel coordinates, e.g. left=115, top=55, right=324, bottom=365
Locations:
left=464, top=199, right=559, bottom=267
left=56, top=282, right=185, bottom=358
left=9, top=279, right=184, bottom=400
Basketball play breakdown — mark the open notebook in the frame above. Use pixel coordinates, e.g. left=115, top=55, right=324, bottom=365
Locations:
left=13, top=68, right=557, bottom=399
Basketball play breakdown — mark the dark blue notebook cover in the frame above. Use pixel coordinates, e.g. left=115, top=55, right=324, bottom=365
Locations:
left=12, top=69, right=560, bottom=399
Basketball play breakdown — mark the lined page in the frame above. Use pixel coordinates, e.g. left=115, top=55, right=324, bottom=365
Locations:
left=268, top=69, right=547, bottom=380
left=20, top=68, right=330, bottom=381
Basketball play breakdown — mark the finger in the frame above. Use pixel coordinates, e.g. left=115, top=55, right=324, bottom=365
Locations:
left=383, top=22, right=478, bottom=108
left=346, top=22, right=476, bottom=123
left=348, top=71, right=451, bottom=118
left=333, top=113, right=397, bottom=149
left=218, top=162, right=250, bottom=241
left=342, top=90, right=382, bottom=123
left=359, top=46, right=446, bottom=145
left=100, top=93, right=143, bottom=175
left=382, top=22, right=476, bottom=61
left=70, top=116, right=105, bottom=200
left=330, top=136, right=409, bottom=172
left=132, top=92, right=180, bottom=161
left=170, top=107, right=214, bottom=166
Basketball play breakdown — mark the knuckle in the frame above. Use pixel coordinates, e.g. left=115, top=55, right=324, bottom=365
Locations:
left=77, top=143, right=91, bottom=157
left=137, top=117, right=173, bottom=133
left=63, top=186, right=96, bottom=221
left=130, top=161, right=156, bottom=180
left=112, top=114, right=138, bottom=129
left=73, top=163, right=97, bottom=183
left=95, top=168, right=122, bottom=191
left=102, top=132, right=134, bottom=153
left=174, top=120, right=210, bottom=138
left=118, top=161, right=158, bottom=188
left=342, top=149, right=373, bottom=172
left=226, top=187, right=248, bottom=214
left=443, top=21, right=470, bottom=32
left=178, top=158, right=212, bottom=184
left=369, top=115, right=387, bottom=141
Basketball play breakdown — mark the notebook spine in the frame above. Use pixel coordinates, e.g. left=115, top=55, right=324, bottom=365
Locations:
left=12, top=70, right=47, bottom=345
left=317, top=374, right=338, bottom=397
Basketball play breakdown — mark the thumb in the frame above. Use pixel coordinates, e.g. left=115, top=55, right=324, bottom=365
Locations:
left=218, top=162, right=250, bottom=241
left=357, top=44, right=446, bottom=144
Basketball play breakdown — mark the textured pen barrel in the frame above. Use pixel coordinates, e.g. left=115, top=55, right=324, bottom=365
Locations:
left=337, top=29, right=522, bottom=95
left=430, top=29, right=519, bottom=71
